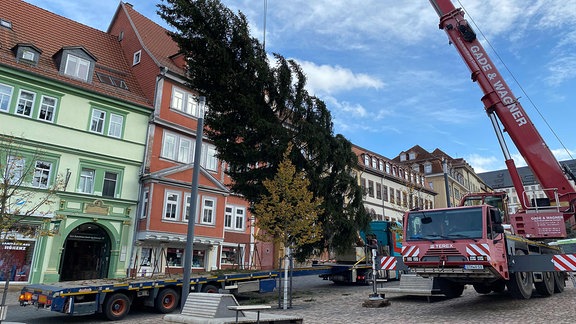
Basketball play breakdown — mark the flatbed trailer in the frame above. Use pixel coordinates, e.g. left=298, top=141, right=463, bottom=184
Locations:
left=18, top=264, right=361, bottom=321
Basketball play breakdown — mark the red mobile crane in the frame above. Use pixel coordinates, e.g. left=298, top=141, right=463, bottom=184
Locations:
left=396, top=0, right=576, bottom=299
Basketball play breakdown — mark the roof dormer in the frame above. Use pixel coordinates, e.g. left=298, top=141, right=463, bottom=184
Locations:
left=12, top=43, right=42, bottom=66
left=53, top=46, right=97, bottom=83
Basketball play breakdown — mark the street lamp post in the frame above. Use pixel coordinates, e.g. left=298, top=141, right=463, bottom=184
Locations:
left=181, top=96, right=206, bottom=309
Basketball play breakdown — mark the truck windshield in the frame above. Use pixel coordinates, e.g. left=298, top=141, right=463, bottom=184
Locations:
left=406, top=207, right=483, bottom=240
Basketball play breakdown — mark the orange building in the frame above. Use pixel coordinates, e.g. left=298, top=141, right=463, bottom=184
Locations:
left=108, top=3, right=274, bottom=275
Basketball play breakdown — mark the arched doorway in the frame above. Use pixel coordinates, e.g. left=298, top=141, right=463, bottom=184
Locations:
left=59, top=223, right=111, bottom=281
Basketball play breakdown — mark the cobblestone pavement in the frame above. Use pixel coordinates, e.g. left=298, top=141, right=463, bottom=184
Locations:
left=3, top=279, right=576, bottom=323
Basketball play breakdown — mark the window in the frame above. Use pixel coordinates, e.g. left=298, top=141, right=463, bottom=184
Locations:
left=383, top=186, right=388, bottom=202
left=0, top=83, right=13, bottom=112
left=89, top=108, right=126, bottom=138
left=161, top=131, right=195, bottom=163
left=201, top=198, right=215, bottom=224
left=368, top=180, right=374, bottom=198
left=78, top=168, right=95, bottom=193
left=166, top=248, right=183, bottom=267
left=64, top=54, right=90, bottom=81
left=102, top=171, right=118, bottom=197
left=221, top=246, right=243, bottom=265
left=364, top=155, right=370, bottom=166
left=133, top=50, right=141, bottom=65
left=396, top=190, right=401, bottom=206
left=164, top=191, right=180, bottom=220
left=389, top=188, right=395, bottom=204
left=90, top=109, right=106, bottom=134
left=202, top=143, right=218, bottom=171
left=107, top=114, right=123, bottom=138
left=6, top=156, right=25, bottom=185
left=225, top=205, right=245, bottom=230
left=376, top=183, right=382, bottom=200
left=184, top=194, right=192, bottom=221
left=361, top=178, right=366, bottom=196
left=16, top=90, right=35, bottom=117
left=378, top=160, right=384, bottom=171
left=38, top=95, right=57, bottom=122
left=32, top=161, right=52, bottom=188
left=171, top=87, right=202, bottom=117
left=22, top=49, right=35, bottom=61
left=140, top=190, right=149, bottom=219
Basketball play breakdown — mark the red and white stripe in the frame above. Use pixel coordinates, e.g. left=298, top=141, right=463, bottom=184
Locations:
left=466, top=243, right=491, bottom=261
left=553, top=254, right=576, bottom=271
left=402, top=245, right=419, bottom=258
left=379, top=256, right=397, bottom=270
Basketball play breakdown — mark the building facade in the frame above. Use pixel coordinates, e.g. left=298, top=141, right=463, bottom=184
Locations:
left=352, top=145, right=436, bottom=223
left=0, top=1, right=151, bottom=283
left=394, top=145, right=490, bottom=208
left=108, top=3, right=274, bottom=275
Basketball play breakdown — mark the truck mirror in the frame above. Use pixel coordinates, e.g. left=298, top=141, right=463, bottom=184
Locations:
left=491, top=210, right=502, bottom=224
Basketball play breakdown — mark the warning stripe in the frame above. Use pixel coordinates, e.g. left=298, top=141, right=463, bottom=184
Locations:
left=553, top=254, right=576, bottom=271
left=466, top=243, right=491, bottom=261
left=379, top=256, right=397, bottom=270
left=401, top=245, right=419, bottom=258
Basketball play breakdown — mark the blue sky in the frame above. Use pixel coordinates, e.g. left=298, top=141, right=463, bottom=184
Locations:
left=25, top=0, right=576, bottom=173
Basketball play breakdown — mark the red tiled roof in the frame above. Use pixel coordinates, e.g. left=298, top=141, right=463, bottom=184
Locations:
left=121, top=3, right=185, bottom=75
left=0, top=0, right=151, bottom=107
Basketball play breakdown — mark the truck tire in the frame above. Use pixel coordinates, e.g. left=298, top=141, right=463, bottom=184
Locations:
left=438, top=278, right=464, bottom=298
left=553, top=272, right=566, bottom=293
left=472, top=283, right=491, bottom=294
left=507, top=249, right=533, bottom=299
left=155, top=288, right=180, bottom=314
left=202, top=284, right=219, bottom=293
left=534, top=272, right=554, bottom=296
left=104, top=293, right=131, bottom=321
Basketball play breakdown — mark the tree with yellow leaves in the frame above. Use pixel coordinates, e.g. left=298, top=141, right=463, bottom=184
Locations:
left=253, top=144, right=323, bottom=251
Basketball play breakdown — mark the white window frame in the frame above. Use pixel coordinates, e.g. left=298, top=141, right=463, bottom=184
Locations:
left=163, top=191, right=180, bottom=221
left=90, top=109, right=106, bottom=134
left=38, top=95, right=57, bottom=122
left=0, top=83, right=13, bottom=112
left=31, top=160, right=52, bottom=188
left=107, top=113, right=123, bottom=138
left=178, top=138, right=192, bottom=164
left=133, top=50, right=141, bottom=65
left=6, top=156, right=25, bottom=185
left=64, top=54, right=90, bottom=81
left=78, top=168, right=95, bottom=194
left=202, top=143, right=218, bottom=171
left=183, top=193, right=192, bottom=221
left=224, top=205, right=246, bottom=231
left=162, top=132, right=177, bottom=160
left=200, top=197, right=216, bottom=225
left=224, top=206, right=233, bottom=229
left=171, top=87, right=200, bottom=117
left=161, top=131, right=194, bottom=163
left=16, top=90, right=35, bottom=117
left=234, top=207, right=245, bottom=230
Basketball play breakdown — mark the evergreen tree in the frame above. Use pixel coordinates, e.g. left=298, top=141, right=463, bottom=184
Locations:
left=159, top=0, right=370, bottom=259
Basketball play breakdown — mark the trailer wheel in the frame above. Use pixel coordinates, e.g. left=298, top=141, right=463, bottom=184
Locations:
left=202, top=284, right=219, bottom=293
left=104, top=293, right=131, bottom=321
left=155, top=288, right=180, bottom=314
left=553, top=272, right=566, bottom=293
left=534, top=272, right=554, bottom=296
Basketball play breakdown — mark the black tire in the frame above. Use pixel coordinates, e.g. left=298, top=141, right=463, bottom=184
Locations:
left=506, top=250, right=533, bottom=299
left=201, top=284, right=219, bottom=293
left=553, top=272, right=566, bottom=293
left=104, top=293, right=131, bottom=321
left=472, top=283, right=492, bottom=294
left=438, top=278, right=464, bottom=298
left=491, top=280, right=506, bottom=293
left=155, top=288, right=180, bottom=314
left=534, top=272, right=554, bottom=296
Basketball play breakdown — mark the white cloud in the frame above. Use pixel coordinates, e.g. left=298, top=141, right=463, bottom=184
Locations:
left=466, top=154, right=503, bottom=173
left=296, top=60, right=384, bottom=95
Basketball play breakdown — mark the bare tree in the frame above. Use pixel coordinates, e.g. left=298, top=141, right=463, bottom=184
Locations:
left=0, top=134, right=64, bottom=281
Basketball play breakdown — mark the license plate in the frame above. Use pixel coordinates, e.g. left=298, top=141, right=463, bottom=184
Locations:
left=464, top=264, right=484, bottom=270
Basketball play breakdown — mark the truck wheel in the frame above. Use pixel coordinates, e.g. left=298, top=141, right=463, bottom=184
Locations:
left=438, top=278, right=464, bottom=298
left=534, top=272, right=554, bottom=296
left=472, top=284, right=491, bottom=294
left=104, top=293, right=131, bottom=321
left=553, top=272, right=566, bottom=293
left=202, top=284, right=219, bottom=293
left=155, top=288, right=180, bottom=314
left=507, top=250, right=533, bottom=299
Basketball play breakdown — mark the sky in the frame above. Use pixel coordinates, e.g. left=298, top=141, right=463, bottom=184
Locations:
left=25, top=0, right=576, bottom=173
